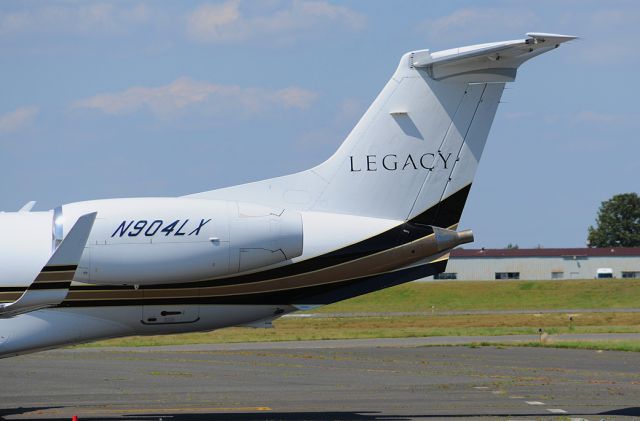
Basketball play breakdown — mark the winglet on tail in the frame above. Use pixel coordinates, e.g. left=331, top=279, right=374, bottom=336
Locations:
left=0, top=212, right=96, bottom=318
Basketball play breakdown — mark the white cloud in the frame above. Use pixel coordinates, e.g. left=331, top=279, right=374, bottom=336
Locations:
left=186, top=1, right=242, bottom=42
left=0, top=3, right=150, bottom=35
left=186, top=0, right=365, bottom=43
left=0, top=106, right=38, bottom=134
left=272, top=87, right=319, bottom=109
left=419, top=7, right=537, bottom=46
left=73, top=77, right=318, bottom=117
left=573, top=111, right=640, bottom=126
left=0, top=1, right=364, bottom=43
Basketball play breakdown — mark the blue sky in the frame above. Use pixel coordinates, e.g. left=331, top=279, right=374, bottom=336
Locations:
left=1, top=0, right=638, bottom=248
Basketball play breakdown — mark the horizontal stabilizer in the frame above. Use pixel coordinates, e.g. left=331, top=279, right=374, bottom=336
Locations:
left=412, top=32, right=577, bottom=81
left=0, top=212, right=96, bottom=318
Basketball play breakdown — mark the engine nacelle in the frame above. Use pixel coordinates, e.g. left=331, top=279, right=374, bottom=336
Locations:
left=59, top=198, right=303, bottom=286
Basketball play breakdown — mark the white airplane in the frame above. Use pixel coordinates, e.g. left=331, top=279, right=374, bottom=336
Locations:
left=0, top=33, right=575, bottom=358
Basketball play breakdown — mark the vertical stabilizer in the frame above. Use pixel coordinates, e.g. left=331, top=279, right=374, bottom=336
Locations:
left=188, top=33, right=575, bottom=226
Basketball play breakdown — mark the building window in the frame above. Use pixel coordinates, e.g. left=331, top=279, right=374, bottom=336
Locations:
left=495, top=272, right=520, bottom=280
left=551, top=271, right=564, bottom=279
left=435, top=272, right=457, bottom=280
left=622, top=271, right=640, bottom=279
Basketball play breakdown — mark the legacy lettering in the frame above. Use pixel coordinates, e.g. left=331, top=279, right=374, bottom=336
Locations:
left=349, top=152, right=452, bottom=172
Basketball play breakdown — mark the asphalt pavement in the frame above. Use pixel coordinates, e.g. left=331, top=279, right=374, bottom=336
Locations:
left=1, top=336, right=639, bottom=420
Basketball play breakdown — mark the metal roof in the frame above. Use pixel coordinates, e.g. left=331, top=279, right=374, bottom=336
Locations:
left=450, top=247, right=640, bottom=258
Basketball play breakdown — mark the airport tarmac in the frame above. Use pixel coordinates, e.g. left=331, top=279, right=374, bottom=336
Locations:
left=1, top=338, right=639, bottom=420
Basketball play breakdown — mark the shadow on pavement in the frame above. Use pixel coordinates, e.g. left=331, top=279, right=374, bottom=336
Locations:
left=0, top=408, right=61, bottom=420
left=599, top=407, right=640, bottom=416
left=2, top=407, right=640, bottom=420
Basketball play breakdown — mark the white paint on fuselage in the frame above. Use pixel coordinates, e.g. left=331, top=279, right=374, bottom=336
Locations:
left=297, top=211, right=400, bottom=260
left=0, top=207, right=401, bottom=358
left=0, top=304, right=297, bottom=358
left=0, top=198, right=401, bottom=288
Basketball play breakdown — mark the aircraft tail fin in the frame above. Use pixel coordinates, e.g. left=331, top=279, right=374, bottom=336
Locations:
left=188, top=33, right=575, bottom=226
left=0, top=212, right=96, bottom=318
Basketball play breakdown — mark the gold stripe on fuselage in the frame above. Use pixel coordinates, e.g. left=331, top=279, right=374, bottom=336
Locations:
left=1, top=227, right=454, bottom=304
left=61, top=233, right=447, bottom=302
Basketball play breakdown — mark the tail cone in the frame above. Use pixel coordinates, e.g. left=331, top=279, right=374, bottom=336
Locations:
left=432, top=226, right=474, bottom=252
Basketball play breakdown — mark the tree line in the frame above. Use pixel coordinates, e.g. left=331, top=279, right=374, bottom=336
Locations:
left=588, top=193, right=640, bottom=247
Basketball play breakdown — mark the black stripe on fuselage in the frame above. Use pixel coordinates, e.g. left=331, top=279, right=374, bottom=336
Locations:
left=137, top=184, right=469, bottom=290
left=37, top=220, right=436, bottom=293
left=0, top=287, right=28, bottom=292
left=57, top=260, right=447, bottom=307
left=411, top=184, right=471, bottom=228
left=41, top=265, right=77, bottom=272
left=28, top=281, right=71, bottom=290
left=300, top=259, right=447, bottom=305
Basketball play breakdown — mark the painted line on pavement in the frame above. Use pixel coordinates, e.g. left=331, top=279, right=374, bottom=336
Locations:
left=547, top=408, right=568, bottom=414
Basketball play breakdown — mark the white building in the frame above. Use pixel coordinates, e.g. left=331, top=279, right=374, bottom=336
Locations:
left=434, top=248, right=640, bottom=280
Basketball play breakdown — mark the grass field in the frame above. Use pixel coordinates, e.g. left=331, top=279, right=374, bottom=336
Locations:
left=88, top=312, right=640, bottom=347
left=86, top=279, right=640, bottom=349
left=498, top=340, right=640, bottom=353
left=312, top=279, right=640, bottom=313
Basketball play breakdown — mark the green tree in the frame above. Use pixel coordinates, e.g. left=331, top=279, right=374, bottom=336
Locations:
left=588, top=193, right=640, bottom=247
